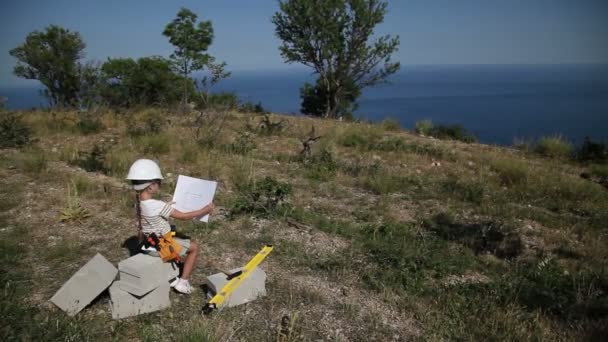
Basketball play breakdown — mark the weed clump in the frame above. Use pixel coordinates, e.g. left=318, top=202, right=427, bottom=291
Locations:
left=0, top=112, right=32, bottom=148
left=535, top=135, right=573, bottom=159
left=230, top=176, right=292, bottom=218
left=59, top=181, right=91, bottom=223
left=415, top=119, right=434, bottom=136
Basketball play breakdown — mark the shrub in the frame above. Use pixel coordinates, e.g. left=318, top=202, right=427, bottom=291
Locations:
left=430, top=124, right=477, bottom=143
left=230, top=176, right=293, bottom=218
left=380, top=118, right=401, bottom=131
left=415, top=119, right=433, bottom=135
left=535, top=135, right=573, bottom=159
left=226, top=133, right=256, bottom=155
left=0, top=112, right=32, bottom=148
left=576, top=137, right=607, bottom=163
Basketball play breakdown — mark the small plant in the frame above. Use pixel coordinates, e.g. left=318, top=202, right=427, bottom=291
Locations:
left=59, top=181, right=91, bottom=223
left=300, top=148, right=337, bottom=180
left=0, top=112, right=32, bottom=148
left=535, top=135, right=573, bottom=159
left=415, top=119, right=434, bottom=136
left=230, top=176, right=292, bottom=218
left=226, top=132, right=256, bottom=155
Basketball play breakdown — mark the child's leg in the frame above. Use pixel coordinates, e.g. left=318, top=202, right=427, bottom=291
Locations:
left=180, top=241, right=198, bottom=280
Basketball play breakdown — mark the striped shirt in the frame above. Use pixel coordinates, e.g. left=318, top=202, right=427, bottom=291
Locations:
left=139, top=199, right=172, bottom=236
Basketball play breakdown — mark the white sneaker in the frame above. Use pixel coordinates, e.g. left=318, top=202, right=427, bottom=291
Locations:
left=174, top=279, right=194, bottom=294
left=169, top=277, right=180, bottom=288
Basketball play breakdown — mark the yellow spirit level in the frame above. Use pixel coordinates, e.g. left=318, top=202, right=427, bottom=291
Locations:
left=202, top=245, right=273, bottom=315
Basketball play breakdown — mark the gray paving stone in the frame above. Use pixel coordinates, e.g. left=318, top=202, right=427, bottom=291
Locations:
left=109, top=281, right=170, bottom=319
left=50, top=253, right=118, bottom=316
left=204, top=267, right=267, bottom=308
left=117, top=253, right=172, bottom=296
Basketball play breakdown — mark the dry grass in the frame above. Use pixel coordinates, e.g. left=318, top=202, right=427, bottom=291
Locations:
left=0, top=109, right=606, bottom=341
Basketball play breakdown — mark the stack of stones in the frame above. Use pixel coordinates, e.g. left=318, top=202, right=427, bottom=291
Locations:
left=50, top=253, right=178, bottom=319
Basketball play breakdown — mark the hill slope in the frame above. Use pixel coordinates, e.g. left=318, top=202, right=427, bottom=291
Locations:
left=1, top=109, right=606, bottom=340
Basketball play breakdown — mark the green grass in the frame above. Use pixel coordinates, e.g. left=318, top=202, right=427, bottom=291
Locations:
left=14, top=147, right=48, bottom=175
left=137, top=133, right=171, bottom=156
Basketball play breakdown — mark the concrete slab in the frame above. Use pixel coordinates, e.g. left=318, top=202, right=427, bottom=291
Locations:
left=109, top=281, right=170, bottom=319
left=117, top=253, right=173, bottom=296
left=50, top=253, right=118, bottom=316
left=204, top=267, right=267, bottom=308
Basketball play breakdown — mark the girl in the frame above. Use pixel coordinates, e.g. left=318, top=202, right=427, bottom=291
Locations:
left=126, top=159, right=214, bottom=294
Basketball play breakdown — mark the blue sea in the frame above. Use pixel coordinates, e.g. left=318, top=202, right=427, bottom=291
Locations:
left=2, top=64, right=607, bottom=146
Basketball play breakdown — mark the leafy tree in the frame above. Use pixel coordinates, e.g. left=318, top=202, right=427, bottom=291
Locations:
left=10, top=25, right=86, bottom=107
left=163, top=8, right=214, bottom=107
left=273, top=0, right=400, bottom=119
left=100, top=56, right=188, bottom=108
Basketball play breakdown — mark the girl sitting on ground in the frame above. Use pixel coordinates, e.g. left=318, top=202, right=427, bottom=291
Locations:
left=126, top=159, right=214, bottom=294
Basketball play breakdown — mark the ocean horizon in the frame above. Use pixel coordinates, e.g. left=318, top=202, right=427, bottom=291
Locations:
left=2, top=64, right=607, bottom=146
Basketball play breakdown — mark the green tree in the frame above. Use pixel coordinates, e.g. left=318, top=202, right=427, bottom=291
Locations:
left=100, top=56, right=188, bottom=108
left=163, top=8, right=214, bottom=108
left=10, top=25, right=86, bottom=107
left=273, top=0, right=400, bottom=119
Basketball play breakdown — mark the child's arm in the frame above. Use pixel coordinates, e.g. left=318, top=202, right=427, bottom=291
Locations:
left=170, top=202, right=215, bottom=220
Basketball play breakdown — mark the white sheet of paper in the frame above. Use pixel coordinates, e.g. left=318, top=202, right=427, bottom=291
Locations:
left=172, top=175, right=217, bottom=222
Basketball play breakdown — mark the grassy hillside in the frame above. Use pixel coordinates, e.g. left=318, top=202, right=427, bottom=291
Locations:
left=1, top=109, right=607, bottom=341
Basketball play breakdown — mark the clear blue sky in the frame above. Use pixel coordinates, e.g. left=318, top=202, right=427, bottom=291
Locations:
left=1, top=0, right=607, bottom=87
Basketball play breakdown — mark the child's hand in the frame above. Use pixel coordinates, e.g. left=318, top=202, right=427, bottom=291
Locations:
left=206, top=202, right=215, bottom=212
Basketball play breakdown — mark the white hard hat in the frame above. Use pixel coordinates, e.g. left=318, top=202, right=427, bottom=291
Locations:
left=126, top=159, right=164, bottom=190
